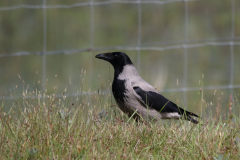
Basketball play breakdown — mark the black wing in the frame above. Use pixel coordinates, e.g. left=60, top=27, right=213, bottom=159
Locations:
left=133, top=86, right=199, bottom=118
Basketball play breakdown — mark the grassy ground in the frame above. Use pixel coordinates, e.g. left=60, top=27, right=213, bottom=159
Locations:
left=0, top=81, right=240, bottom=160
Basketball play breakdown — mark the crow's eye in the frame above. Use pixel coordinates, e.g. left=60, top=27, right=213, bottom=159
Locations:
left=114, top=54, right=118, bottom=57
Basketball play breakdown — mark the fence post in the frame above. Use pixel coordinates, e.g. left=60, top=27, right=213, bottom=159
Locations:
left=42, top=0, right=47, bottom=101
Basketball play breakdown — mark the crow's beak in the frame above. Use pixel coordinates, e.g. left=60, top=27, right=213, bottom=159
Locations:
left=95, top=53, right=111, bottom=61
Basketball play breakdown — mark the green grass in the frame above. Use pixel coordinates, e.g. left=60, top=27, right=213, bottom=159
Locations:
left=1, top=91, right=240, bottom=160
left=1, top=75, right=240, bottom=159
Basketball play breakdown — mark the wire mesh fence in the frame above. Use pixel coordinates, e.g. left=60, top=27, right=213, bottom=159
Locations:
left=0, top=0, right=239, bottom=113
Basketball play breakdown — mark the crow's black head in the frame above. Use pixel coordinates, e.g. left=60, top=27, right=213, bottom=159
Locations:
left=95, top=52, right=133, bottom=68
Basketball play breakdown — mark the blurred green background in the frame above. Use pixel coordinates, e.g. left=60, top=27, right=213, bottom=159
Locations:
left=0, top=0, right=240, bottom=116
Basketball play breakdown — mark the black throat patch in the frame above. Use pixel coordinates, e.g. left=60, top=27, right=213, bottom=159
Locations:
left=112, top=78, right=128, bottom=105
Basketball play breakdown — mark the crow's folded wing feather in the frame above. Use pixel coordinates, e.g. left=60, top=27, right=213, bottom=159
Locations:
left=133, top=86, right=199, bottom=119
left=133, top=86, right=181, bottom=113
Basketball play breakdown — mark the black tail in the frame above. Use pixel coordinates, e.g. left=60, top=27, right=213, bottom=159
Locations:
left=184, top=110, right=199, bottom=118
left=186, top=115, right=199, bottom=124
left=179, top=109, right=200, bottom=124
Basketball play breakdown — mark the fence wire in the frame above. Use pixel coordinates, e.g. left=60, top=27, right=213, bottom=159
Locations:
left=0, top=0, right=201, bottom=11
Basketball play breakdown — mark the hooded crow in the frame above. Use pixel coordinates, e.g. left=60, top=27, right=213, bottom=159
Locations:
left=95, top=52, right=199, bottom=124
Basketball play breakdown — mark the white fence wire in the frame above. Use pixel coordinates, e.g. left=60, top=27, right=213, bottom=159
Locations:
left=0, top=0, right=239, bottom=107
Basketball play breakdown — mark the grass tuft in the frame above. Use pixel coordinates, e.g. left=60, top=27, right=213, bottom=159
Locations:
left=0, top=95, right=240, bottom=159
left=0, top=76, right=240, bottom=159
